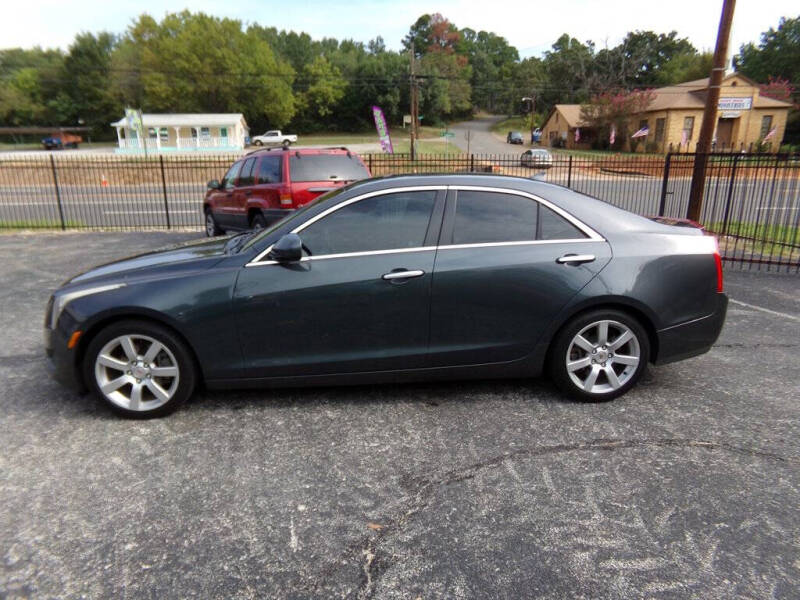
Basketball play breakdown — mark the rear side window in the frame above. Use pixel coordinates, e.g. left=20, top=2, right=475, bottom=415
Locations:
left=451, top=190, right=587, bottom=244
left=257, top=156, right=282, bottom=184
left=289, top=154, right=370, bottom=183
left=238, top=158, right=257, bottom=186
left=453, top=191, right=538, bottom=244
left=538, top=205, right=587, bottom=240
left=300, top=191, right=437, bottom=256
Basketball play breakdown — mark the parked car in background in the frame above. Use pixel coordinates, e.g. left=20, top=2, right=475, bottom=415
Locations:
left=507, top=131, right=524, bottom=144
left=250, top=130, right=297, bottom=148
left=42, top=132, right=82, bottom=150
left=521, top=148, right=553, bottom=169
left=46, top=174, right=727, bottom=418
left=203, top=147, right=371, bottom=236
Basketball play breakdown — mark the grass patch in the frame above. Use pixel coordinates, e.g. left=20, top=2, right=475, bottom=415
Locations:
left=0, top=219, right=83, bottom=230
left=490, top=116, right=529, bottom=135
left=298, top=126, right=442, bottom=147
left=709, top=221, right=800, bottom=244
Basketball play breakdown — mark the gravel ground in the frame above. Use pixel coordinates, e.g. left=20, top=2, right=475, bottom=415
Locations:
left=1, top=232, right=799, bottom=599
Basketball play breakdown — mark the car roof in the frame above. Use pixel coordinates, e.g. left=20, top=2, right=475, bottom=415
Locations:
left=340, top=173, right=677, bottom=239
left=244, top=146, right=358, bottom=159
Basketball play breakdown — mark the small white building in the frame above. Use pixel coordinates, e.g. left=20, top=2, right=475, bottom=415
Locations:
left=111, top=113, right=249, bottom=153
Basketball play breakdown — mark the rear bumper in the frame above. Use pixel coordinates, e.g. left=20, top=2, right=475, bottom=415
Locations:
left=260, top=208, right=295, bottom=225
left=654, top=293, right=728, bottom=365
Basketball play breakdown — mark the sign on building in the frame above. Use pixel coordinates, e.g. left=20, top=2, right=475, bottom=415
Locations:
left=718, top=97, right=752, bottom=111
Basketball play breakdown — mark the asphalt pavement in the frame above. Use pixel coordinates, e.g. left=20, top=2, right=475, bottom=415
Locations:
left=1, top=231, right=800, bottom=599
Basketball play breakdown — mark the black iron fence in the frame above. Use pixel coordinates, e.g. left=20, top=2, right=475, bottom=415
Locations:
left=1, top=151, right=798, bottom=271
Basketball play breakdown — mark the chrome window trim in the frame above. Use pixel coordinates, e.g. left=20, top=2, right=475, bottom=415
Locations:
left=247, top=185, right=446, bottom=266
left=447, top=185, right=604, bottom=242
left=245, top=183, right=605, bottom=268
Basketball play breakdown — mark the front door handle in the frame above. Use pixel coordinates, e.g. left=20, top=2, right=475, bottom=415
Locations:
left=382, top=269, right=425, bottom=281
left=556, top=254, right=596, bottom=265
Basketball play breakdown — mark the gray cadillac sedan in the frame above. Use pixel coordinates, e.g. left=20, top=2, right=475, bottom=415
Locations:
left=45, top=174, right=727, bottom=418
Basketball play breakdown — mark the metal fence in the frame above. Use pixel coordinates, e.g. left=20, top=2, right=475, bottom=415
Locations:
left=0, top=151, right=798, bottom=271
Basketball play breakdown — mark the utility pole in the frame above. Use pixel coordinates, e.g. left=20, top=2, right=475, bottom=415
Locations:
left=409, top=45, right=419, bottom=161
left=686, top=0, right=736, bottom=222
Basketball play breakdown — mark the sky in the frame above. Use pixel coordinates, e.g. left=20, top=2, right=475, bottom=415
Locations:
left=4, top=0, right=798, bottom=59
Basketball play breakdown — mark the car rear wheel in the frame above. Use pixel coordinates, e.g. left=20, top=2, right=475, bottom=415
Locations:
left=549, top=309, right=649, bottom=402
left=253, top=140, right=263, bottom=146
left=282, top=139, right=291, bottom=148
left=251, top=213, right=267, bottom=230
left=83, top=320, right=197, bottom=418
left=205, top=210, right=223, bottom=237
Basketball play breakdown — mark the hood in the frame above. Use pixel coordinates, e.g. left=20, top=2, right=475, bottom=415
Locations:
left=68, top=236, right=230, bottom=285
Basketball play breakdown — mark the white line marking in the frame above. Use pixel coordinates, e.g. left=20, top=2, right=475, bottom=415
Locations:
left=729, top=299, right=800, bottom=322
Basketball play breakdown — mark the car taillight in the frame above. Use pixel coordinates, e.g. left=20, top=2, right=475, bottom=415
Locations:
left=280, top=190, right=293, bottom=206
left=713, top=246, right=723, bottom=293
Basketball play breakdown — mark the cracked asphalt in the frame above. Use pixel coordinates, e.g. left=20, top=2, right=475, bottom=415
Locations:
left=1, top=232, right=799, bottom=599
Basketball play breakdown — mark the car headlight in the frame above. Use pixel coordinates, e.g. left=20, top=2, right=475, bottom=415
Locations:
left=49, top=283, right=126, bottom=329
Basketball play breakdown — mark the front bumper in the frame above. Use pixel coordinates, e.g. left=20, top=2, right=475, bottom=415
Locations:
left=44, top=325, right=86, bottom=394
left=654, top=293, right=728, bottom=365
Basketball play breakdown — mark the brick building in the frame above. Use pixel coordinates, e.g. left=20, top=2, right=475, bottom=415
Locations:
left=540, top=74, right=792, bottom=152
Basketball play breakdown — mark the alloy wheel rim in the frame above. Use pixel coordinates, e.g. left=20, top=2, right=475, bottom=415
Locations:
left=94, top=334, right=180, bottom=411
left=566, top=319, right=640, bottom=394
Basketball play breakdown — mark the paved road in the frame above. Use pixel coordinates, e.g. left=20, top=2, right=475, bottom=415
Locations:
left=1, top=231, right=799, bottom=598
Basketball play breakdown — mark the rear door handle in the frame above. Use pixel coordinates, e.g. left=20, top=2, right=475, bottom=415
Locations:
left=556, top=254, right=596, bottom=265
left=382, top=270, right=425, bottom=281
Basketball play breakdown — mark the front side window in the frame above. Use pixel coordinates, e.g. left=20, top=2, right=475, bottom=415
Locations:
left=221, top=161, right=242, bottom=189
left=238, top=158, right=256, bottom=186
left=299, top=191, right=437, bottom=257
left=257, top=156, right=282, bottom=184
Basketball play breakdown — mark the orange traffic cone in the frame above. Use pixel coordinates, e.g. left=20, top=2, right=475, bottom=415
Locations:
left=101, top=174, right=109, bottom=187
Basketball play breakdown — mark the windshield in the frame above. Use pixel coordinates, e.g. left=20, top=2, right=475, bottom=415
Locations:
left=289, top=154, right=370, bottom=182
left=239, top=185, right=353, bottom=252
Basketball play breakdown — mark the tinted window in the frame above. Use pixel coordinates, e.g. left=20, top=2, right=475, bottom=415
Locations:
left=539, top=205, right=587, bottom=240
left=453, top=191, right=538, bottom=244
left=289, top=154, right=370, bottom=183
left=238, top=158, right=256, bottom=186
left=257, top=156, right=282, bottom=184
left=300, top=191, right=437, bottom=256
left=221, top=162, right=242, bottom=189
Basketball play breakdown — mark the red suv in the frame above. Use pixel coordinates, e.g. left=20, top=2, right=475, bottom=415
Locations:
left=203, top=147, right=371, bottom=236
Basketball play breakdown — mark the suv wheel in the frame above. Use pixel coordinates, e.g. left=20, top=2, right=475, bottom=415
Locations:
left=205, top=210, right=223, bottom=237
left=83, top=320, right=197, bottom=418
left=251, top=214, right=267, bottom=230
left=549, top=309, right=649, bottom=402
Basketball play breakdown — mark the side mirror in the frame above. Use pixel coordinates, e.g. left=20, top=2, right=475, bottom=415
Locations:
left=207, top=179, right=220, bottom=190
left=269, top=233, right=303, bottom=262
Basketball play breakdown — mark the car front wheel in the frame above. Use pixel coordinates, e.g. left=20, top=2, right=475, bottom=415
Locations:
left=205, top=210, right=223, bottom=237
left=83, top=320, right=197, bottom=418
left=549, top=309, right=649, bottom=402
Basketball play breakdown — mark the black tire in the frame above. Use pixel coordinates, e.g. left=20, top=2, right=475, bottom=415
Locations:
left=205, top=209, right=223, bottom=237
left=282, top=139, right=291, bottom=148
left=250, top=213, right=267, bottom=230
left=548, top=309, right=650, bottom=402
left=253, top=140, right=263, bottom=146
left=83, top=319, right=197, bottom=418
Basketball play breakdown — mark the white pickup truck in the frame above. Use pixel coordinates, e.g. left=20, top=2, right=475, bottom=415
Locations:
left=250, top=130, right=298, bottom=147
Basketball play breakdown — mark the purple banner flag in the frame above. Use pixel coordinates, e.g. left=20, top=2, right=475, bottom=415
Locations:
left=371, top=105, right=393, bottom=154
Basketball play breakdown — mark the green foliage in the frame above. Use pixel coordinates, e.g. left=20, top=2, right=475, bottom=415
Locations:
left=734, top=16, right=800, bottom=83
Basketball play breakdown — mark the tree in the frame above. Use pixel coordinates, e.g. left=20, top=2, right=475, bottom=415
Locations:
left=402, top=13, right=459, bottom=56
left=734, top=16, right=800, bottom=83
left=541, top=34, right=596, bottom=107
left=580, top=89, right=655, bottom=150
left=112, top=12, right=296, bottom=128
left=296, top=56, right=347, bottom=121
left=616, top=30, right=696, bottom=86
left=0, top=47, right=64, bottom=126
